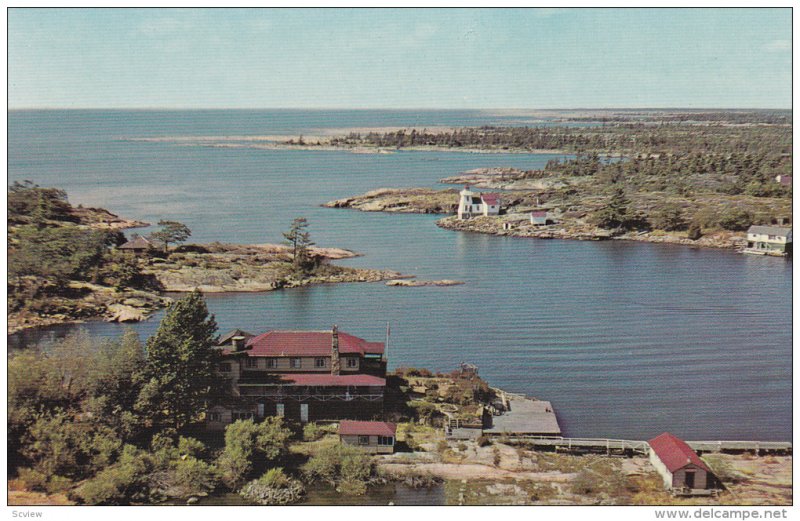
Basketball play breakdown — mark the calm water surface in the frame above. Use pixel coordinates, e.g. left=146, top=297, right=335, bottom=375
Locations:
left=8, top=110, right=792, bottom=441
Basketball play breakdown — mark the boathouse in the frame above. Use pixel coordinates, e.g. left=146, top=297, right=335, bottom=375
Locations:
left=207, top=326, right=387, bottom=428
left=744, top=225, right=792, bottom=256
left=648, top=432, right=720, bottom=495
left=339, top=420, right=396, bottom=454
left=457, top=186, right=501, bottom=219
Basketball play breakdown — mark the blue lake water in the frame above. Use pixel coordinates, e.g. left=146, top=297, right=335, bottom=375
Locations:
left=8, top=110, right=792, bottom=441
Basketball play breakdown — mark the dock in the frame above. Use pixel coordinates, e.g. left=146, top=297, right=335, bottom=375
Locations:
left=446, top=390, right=562, bottom=440
left=491, top=436, right=792, bottom=456
left=483, top=395, right=561, bottom=436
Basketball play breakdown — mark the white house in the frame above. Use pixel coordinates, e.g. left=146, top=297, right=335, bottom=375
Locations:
left=457, top=186, right=501, bottom=219
left=744, top=225, right=792, bottom=256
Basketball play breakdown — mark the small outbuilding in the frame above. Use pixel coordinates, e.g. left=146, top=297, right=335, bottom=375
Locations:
left=119, top=235, right=162, bottom=255
left=775, top=174, right=792, bottom=186
left=648, top=432, right=720, bottom=495
left=339, top=420, right=396, bottom=454
left=530, top=210, right=549, bottom=226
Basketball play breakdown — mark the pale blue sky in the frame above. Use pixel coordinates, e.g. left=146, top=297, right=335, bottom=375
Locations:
left=8, top=8, right=792, bottom=109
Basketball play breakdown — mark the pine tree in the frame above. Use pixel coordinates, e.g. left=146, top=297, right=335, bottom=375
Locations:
left=593, top=186, right=632, bottom=230
left=282, top=217, right=315, bottom=272
left=137, top=290, right=219, bottom=432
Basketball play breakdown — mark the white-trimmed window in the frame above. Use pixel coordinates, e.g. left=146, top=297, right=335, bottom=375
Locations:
left=358, top=436, right=370, bottom=445
left=245, top=358, right=258, bottom=369
left=276, top=403, right=285, bottom=417
left=346, top=358, right=358, bottom=368
left=315, top=357, right=327, bottom=368
left=266, top=358, right=277, bottom=369
left=208, top=412, right=222, bottom=422
left=378, top=436, right=394, bottom=446
left=290, top=358, right=302, bottom=369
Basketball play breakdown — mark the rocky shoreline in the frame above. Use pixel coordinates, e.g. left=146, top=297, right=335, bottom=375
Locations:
left=323, top=187, right=750, bottom=252
left=436, top=215, right=747, bottom=250
left=323, top=187, right=459, bottom=214
left=8, top=242, right=404, bottom=335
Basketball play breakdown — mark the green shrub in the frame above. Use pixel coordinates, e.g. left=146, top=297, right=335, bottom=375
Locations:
left=303, top=443, right=375, bottom=490
left=73, top=445, right=151, bottom=505
left=303, top=422, right=325, bottom=442
left=687, top=221, right=703, bottom=240
left=240, top=468, right=305, bottom=505
left=17, top=467, right=49, bottom=492
left=217, top=418, right=292, bottom=489
left=650, top=204, right=687, bottom=231
left=337, top=478, right=368, bottom=496
left=717, top=208, right=754, bottom=231
left=156, top=457, right=219, bottom=499
left=45, top=475, right=73, bottom=494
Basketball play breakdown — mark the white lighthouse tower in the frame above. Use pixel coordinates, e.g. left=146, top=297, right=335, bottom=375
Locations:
left=458, top=185, right=479, bottom=219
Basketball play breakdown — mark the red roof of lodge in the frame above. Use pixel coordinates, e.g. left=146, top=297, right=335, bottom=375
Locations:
left=339, top=420, right=396, bottom=437
left=279, top=374, right=385, bottom=386
left=531, top=210, right=547, bottom=217
left=481, top=193, right=501, bottom=205
left=648, top=432, right=710, bottom=473
left=243, top=330, right=384, bottom=357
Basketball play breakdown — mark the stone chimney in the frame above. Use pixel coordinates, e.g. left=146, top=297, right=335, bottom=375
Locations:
left=331, top=325, right=340, bottom=375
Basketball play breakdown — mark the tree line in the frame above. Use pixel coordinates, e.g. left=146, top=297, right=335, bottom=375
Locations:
left=322, top=123, right=791, bottom=156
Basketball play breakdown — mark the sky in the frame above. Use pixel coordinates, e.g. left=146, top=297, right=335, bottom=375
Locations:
left=7, top=8, right=793, bottom=109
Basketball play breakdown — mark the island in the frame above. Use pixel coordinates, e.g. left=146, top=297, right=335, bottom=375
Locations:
left=7, top=183, right=402, bottom=334
left=320, top=111, right=792, bottom=253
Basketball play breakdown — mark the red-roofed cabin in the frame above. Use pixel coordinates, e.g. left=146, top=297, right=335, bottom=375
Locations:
left=339, top=420, right=397, bottom=454
left=207, top=326, right=387, bottom=429
left=648, top=433, right=720, bottom=495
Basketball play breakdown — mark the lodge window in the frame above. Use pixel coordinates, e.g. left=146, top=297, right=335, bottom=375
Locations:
left=378, top=436, right=394, bottom=446
left=265, top=358, right=277, bottom=369
left=358, top=436, right=370, bottom=445
left=245, top=358, right=258, bottom=368
left=232, top=411, right=254, bottom=421
left=315, top=357, right=327, bottom=368
left=209, top=412, right=222, bottom=422
left=220, top=363, right=231, bottom=372
left=346, top=358, right=358, bottom=368
left=290, top=358, right=302, bottom=369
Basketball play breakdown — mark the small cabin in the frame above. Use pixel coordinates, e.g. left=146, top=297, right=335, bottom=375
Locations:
left=530, top=210, right=549, bottom=226
left=339, top=420, right=396, bottom=454
left=119, top=235, right=162, bottom=256
left=745, top=226, right=792, bottom=256
left=648, top=432, right=720, bottom=496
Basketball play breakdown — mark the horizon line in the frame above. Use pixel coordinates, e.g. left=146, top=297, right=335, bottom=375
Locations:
left=8, top=106, right=793, bottom=111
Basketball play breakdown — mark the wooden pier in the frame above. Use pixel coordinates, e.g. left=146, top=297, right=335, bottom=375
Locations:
left=497, top=435, right=792, bottom=456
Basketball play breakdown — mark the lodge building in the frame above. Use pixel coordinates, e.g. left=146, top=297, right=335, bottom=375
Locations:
left=207, top=326, right=387, bottom=428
